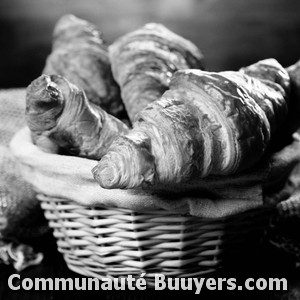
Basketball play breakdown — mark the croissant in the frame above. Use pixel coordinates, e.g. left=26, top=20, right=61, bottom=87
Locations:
left=25, top=74, right=129, bottom=159
left=43, top=14, right=126, bottom=119
left=287, top=59, right=300, bottom=106
left=283, top=60, right=300, bottom=142
left=92, top=59, right=290, bottom=189
left=109, top=23, right=204, bottom=121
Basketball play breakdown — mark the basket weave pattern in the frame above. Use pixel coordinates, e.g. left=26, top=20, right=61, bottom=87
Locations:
left=38, top=194, right=272, bottom=285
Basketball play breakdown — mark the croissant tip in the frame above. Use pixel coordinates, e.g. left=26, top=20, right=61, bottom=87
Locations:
left=92, top=163, right=120, bottom=189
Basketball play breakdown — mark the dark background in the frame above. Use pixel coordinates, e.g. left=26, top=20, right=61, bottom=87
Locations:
left=1, top=0, right=300, bottom=88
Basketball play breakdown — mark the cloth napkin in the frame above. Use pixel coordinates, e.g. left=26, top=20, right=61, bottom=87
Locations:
left=0, top=89, right=47, bottom=271
left=0, top=89, right=48, bottom=240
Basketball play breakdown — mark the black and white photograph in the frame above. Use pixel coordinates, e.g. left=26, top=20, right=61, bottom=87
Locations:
left=1, top=0, right=300, bottom=299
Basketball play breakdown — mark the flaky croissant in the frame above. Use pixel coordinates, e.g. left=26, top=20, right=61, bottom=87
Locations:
left=92, top=59, right=290, bottom=189
left=25, top=74, right=129, bottom=159
left=109, top=23, right=204, bottom=121
left=43, top=14, right=126, bottom=118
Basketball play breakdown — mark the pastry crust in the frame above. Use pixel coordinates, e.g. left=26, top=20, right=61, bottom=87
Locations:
left=93, top=59, right=289, bottom=189
left=109, top=23, right=204, bottom=121
left=26, top=74, right=129, bottom=159
left=43, top=14, right=126, bottom=118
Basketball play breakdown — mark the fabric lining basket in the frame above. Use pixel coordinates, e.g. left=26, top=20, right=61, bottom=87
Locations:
left=10, top=127, right=275, bottom=286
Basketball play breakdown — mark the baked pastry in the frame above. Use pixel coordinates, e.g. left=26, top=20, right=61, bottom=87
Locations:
left=25, top=74, right=129, bottom=159
left=43, top=14, right=126, bottom=118
left=109, top=23, right=204, bottom=121
left=287, top=60, right=300, bottom=100
left=281, top=60, right=300, bottom=144
left=93, top=59, right=290, bottom=189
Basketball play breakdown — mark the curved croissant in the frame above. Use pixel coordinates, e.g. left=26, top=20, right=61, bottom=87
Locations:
left=43, top=14, right=126, bottom=118
left=109, top=23, right=204, bottom=121
left=92, top=59, right=290, bottom=189
left=26, top=74, right=129, bottom=159
left=287, top=59, right=300, bottom=104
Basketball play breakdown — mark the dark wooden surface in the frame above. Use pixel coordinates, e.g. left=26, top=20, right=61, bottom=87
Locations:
left=1, top=0, right=300, bottom=88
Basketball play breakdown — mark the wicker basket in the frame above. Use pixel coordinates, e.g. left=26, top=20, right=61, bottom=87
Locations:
left=37, top=194, right=273, bottom=286
left=10, top=128, right=275, bottom=286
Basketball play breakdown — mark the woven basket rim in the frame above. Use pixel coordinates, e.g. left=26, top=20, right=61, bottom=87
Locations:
left=37, top=193, right=276, bottom=221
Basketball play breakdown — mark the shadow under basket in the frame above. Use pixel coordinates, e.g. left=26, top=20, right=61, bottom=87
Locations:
left=37, top=194, right=274, bottom=286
